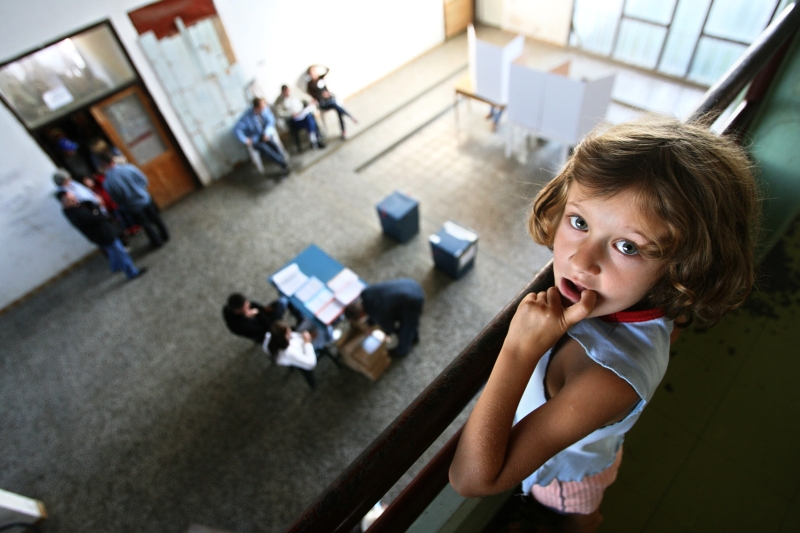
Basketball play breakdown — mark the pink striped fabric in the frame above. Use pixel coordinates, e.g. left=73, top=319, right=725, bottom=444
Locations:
left=530, top=447, right=623, bottom=514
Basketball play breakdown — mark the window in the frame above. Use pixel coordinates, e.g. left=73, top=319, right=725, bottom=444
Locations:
left=0, top=23, right=136, bottom=129
left=570, top=0, right=786, bottom=85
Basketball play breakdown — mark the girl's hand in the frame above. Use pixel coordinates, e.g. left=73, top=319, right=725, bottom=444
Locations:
left=503, top=287, right=596, bottom=357
left=302, top=331, right=312, bottom=343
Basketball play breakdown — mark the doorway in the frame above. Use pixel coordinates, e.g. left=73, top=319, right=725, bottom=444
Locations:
left=2, top=21, right=198, bottom=209
left=89, top=85, right=196, bottom=207
left=32, top=84, right=197, bottom=208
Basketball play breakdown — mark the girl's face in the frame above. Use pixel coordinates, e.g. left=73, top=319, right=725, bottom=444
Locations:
left=552, top=183, right=667, bottom=318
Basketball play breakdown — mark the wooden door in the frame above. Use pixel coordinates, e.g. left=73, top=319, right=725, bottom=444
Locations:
left=444, top=0, right=473, bottom=39
left=90, top=85, right=196, bottom=207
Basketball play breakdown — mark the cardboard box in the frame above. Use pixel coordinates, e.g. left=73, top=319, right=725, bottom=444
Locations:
left=336, top=324, right=391, bottom=381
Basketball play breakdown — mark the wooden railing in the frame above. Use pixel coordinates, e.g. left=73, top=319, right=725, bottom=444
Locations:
left=285, top=4, right=800, bottom=532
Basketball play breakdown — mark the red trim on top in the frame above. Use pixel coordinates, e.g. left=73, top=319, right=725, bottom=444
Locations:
left=600, top=308, right=664, bottom=323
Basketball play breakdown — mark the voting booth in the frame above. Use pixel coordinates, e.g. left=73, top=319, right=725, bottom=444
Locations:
left=429, top=221, right=479, bottom=279
left=468, top=25, right=524, bottom=105
left=506, top=60, right=615, bottom=154
left=376, top=191, right=419, bottom=243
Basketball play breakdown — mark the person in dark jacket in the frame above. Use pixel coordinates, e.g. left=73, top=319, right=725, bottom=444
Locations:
left=98, top=151, right=170, bottom=249
left=223, top=293, right=297, bottom=343
left=344, top=278, right=424, bottom=357
left=57, top=190, right=146, bottom=280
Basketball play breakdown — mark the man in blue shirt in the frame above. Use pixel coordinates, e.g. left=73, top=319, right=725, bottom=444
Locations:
left=234, top=97, right=289, bottom=174
left=99, top=152, right=170, bottom=249
left=53, top=168, right=102, bottom=206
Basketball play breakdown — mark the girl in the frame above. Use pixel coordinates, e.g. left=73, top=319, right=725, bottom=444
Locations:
left=449, top=115, right=759, bottom=532
left=264, top=321, right=318, bottom=390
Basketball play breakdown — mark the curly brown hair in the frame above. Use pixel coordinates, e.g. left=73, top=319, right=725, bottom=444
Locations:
left=529, top=114, right=760, bottom=328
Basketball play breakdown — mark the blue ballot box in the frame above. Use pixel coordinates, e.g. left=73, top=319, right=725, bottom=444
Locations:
left=376, top=191, right=419, bottom=243
left=429, top=221, right=479, bottom=279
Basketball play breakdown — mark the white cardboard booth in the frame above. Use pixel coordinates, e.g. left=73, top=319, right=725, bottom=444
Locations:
left=506, top=60, right=615, bottom=157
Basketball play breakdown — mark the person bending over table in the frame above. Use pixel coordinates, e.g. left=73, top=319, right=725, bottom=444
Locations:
left=263, top=321, right=318, bottom=389
left=223, top=293, right=299, bottom=344
left=344, top=278, right=424, bottom=357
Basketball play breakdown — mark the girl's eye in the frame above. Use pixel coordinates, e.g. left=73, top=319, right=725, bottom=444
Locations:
left=614, top=240, right=639, bottom=256
left=568, top=216, right=588, bottom=231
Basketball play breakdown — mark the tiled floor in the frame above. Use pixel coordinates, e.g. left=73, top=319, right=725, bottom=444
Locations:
left=2, top=25, right=784, bottom=533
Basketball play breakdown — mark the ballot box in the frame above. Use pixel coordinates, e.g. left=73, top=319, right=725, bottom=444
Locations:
left=376, top=191, right=419, bottom=243
left=336, top=323, right=392, bottom=381
left=429, top=220, right=479, bottom=279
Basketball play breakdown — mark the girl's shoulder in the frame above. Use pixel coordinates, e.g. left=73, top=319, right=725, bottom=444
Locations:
left=567, top=316, right=672, bottom=404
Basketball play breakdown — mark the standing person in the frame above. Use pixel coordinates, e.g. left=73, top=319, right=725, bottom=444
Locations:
left=274, top=85, right=325, bottom=152
left=306, top=65, right=358, bottom=140
left=344, top=278, right=425, bottom=357
left=99, top=152, right=170, bottom=249
left=53, top=168, right=102, bottom=207
left=449, top=115, right=759, bottom=532
left=56, top=190, right=146, bottom=281
left=233, top=97, right=289, bottom=174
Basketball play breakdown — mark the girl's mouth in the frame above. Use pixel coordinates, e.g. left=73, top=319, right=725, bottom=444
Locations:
left=559, top=277, right=586, bottom=303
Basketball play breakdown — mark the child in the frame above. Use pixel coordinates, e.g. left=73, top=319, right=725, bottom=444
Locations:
left=449, top=114, right=759, bottom=532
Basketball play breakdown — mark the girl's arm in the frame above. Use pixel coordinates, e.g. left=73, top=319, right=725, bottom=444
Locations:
left=449, top=287, right=638, bottom=497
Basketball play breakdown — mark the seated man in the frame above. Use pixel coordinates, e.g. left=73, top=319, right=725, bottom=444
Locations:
left=274, top=85, right=325, bottom=152
left=306, top=65, right=358, bottom=140
left=344, top=278, right=424, bottom=357
left=223, top=293, right=295, bottom=343
left=234, top=98, right=289, bottom=174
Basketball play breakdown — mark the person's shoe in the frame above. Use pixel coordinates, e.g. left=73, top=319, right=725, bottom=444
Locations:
left=316, top=140, right=326, bottom=149
left=129, top=267, right=148, bottom=280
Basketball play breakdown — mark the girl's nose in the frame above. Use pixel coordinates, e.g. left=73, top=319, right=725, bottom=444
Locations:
left=571, top=240, right=602, bottom=276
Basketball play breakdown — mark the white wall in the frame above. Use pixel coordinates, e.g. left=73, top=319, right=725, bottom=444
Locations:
left=0, top=0, right=445, bottom=309
left=215, top=0, right=445, bottom=103
left=477, top=0, right=573, bottom=46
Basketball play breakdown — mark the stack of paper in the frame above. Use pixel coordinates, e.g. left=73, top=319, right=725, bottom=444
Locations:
left=295, top=277, right=325, bottom=302
left=305, top=287, right=334, bottom=314
left=316, top=300, right=344, bottom=325
left=272, top=263, right=308, bottom=296
left=327, top=268, right=367, bottom=306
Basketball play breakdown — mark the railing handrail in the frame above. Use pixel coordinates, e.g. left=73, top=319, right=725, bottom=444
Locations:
left=284, top=264, right=554, bottom=533
left=285, top=4, right=800, bottom=532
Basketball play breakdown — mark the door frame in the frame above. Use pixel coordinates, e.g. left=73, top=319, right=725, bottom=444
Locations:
left=0, top=19, right=200, bottom=191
